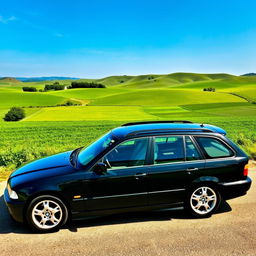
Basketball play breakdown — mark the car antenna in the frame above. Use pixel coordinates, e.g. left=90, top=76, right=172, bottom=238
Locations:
left=200, top=123, right=204, bottom=127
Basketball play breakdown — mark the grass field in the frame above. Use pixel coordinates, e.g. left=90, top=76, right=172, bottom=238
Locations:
left=24, top=106, right=155, bottom=121
left=90, top=89, right=246, bottom=106
left=0, top=72, right=255, bottom=180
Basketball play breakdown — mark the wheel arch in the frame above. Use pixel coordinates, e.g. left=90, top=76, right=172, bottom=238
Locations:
left=188, top=176, right=222, bottom=196
left=191, top=176, right=220, bottom=187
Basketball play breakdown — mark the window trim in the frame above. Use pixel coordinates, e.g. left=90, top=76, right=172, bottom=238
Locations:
left=193, top=135, right=236, bottom=159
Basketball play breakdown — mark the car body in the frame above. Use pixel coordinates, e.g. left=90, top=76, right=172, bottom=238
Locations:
left=4, top=121, right=252, bottom=232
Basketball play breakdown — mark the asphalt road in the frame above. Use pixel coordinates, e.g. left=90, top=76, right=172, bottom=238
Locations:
left=0, top=168, right=255, bottom=256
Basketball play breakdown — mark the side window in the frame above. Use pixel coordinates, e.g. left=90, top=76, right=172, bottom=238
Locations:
left=185, top=136, right=201, bottom=161
left=103, top=138, right=148, bottom=169
left=195, top=137, right=234, bottom=159
left=154, top=136, right=184, bottom=164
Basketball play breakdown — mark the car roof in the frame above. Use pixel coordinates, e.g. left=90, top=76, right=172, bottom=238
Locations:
left=111, top=121, right=227, bottom=139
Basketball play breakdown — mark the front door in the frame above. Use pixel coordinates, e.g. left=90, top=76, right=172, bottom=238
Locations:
left=84, top=137, right=150, bottom=211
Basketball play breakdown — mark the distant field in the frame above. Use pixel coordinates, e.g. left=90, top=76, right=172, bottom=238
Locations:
left=0, top=72, right=255, bottom=180
left=49, top=88, right=130, bottom=100
left=24, top=106, right=155, bottom=121
left=91, top=89, right=246, bottom=106
left=0, top=91, right=66, bottom=108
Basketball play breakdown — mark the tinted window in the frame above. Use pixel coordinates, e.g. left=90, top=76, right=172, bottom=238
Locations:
left=196, top=137, right=234, bottom=158
left=185, top=136, right=201, bottom=161
left=154, top=136, right=184, bottom=164
left=104, top=138, right=148, bottom=168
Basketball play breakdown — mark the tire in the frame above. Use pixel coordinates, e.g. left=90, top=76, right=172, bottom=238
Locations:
left=26, top=195, right=69, bottom=232
left=185, top=184, right=221, bottom=218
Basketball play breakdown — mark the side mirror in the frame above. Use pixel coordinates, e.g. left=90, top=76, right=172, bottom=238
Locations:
left=93, top=162, right=107, bottom=175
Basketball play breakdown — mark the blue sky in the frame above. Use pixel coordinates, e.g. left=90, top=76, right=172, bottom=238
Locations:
left=0, top=0, right=256, bottom=77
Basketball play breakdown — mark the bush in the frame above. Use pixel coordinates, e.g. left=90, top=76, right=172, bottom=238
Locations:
left=56, top=100, right=81, bottom=106
left=65, top=100, right=76, bottom=106
left=22, top=86, right=37, bottom=92
left=203, top=87, right=216, bottom=92
left=44, top=82, right=65, bottom=91
left=3, top=107, right=25, bottom=121
left=70, top=81, right=106, bottom=88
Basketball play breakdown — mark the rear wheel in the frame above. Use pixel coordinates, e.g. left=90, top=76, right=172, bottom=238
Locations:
left=26, top=195, right=68, bottom=232
left=186, top=185, right=221, bottom=218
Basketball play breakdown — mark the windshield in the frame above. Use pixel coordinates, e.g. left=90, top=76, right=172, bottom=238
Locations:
left=78, top=132, right=115, bottom=166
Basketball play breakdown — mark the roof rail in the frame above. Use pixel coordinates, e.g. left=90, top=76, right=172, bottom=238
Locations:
left=122, top=120, right=193, bottom=126
left=127, top=128, right=214, bottom=137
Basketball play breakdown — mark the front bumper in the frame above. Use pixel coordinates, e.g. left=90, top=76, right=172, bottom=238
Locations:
left=4, top=188, right=25, bottom=223
left=219, top=177, right=252, bottom=200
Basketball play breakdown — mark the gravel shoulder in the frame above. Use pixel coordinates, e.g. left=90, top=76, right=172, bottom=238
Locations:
left=0, top=168, right=255, bottom=256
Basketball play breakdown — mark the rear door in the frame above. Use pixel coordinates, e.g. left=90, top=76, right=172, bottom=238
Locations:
left=147, top=135, right=205, bottom=205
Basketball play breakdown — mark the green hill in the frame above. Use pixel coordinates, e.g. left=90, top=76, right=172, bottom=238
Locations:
left=93, top=72, right=238, bottom=89
left=90, top=89, right=246, bottom=106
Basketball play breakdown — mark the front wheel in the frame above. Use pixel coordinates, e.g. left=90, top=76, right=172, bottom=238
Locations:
left=26, top=195, right=69, bottom=232
left=186, top=185, right=221, bottom=218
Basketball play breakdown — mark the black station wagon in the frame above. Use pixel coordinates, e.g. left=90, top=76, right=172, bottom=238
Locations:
left=4, top=121, right=252, bottom=232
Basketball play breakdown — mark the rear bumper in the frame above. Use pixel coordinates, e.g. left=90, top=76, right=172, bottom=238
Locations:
left=219, top=177, right=252, bottom=200
left=4, top=188, right=25, bottom=223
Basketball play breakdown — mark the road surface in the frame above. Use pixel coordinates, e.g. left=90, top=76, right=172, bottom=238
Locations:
left=0, top=168, right=255, bottom=256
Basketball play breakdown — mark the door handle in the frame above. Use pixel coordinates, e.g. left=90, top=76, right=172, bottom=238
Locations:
left=134, top=173, right=147, bottom=179
left=186, top=168, right=199, bottom=172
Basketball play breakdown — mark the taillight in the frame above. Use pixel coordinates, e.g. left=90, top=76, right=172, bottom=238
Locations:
left=243, top=164, right=249, bottom=177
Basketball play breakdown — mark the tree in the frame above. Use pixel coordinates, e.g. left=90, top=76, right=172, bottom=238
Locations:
left=44, top=83, right=65, bottom=91
left=4, top=107, right=25, bottom=121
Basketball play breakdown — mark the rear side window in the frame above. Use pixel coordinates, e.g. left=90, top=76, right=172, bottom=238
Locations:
left=195, top=137, right=234, bottom=159
left=154, top=136, right=184, bottom=164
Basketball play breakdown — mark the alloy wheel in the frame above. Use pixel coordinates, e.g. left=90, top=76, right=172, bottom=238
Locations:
left=190, top=186, right=217, bottom=215
left=31, top=200, right=63, bottom=230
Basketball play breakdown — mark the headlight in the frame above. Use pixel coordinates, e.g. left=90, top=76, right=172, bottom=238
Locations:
left=7, top=184, right=18, bottom=200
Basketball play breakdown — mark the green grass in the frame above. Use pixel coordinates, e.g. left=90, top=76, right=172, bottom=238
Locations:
left=230, top=86, right=256, bottom=102
left=0, top=117, right=255, bottom=181
left=0, top=91, right=66, bottom=108
left=24, top=106, right=155, bottom=121
left=49, top=88, right=130, bottom=101
left=91, top=89, right=246, bottom=106
left=0, top=72, right=256, bottom=180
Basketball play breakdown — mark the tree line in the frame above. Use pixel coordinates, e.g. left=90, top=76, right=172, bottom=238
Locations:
left=22, top=81, right=106, bottom=92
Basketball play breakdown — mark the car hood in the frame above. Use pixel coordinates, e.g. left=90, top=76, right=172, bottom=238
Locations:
left=10, top=151, right=72, bottom=179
